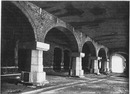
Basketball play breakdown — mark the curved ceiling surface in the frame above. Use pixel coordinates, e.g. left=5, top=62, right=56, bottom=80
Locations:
left=31, top=1, right=129, bottom=53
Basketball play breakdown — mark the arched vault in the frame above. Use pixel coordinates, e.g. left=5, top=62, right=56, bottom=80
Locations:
left=82, top=41, right=97, bottom=57
left=13, top=1, right=81, bottom=52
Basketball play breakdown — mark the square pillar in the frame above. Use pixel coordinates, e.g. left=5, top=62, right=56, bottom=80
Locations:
left=106, top=59, right=110, bottom=73
left=101, top=59, right=107, bottom=72
left=71, top=52, right=85, bottom=78
left=97, top=57, right=102, bottom=74
left=90, top=56, right=99, bottom=74
left=104, top=61, right=107, bottom=72
left=29, top=42, right=50, bottom=86
left=93, top=59, right=100, bottom=74
left=29, top=50, right=47, bottom=86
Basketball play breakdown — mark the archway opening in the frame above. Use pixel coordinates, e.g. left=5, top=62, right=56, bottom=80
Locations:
left=116, top=53, right=129, bottom=77
left=63, top=50, right=70, bottom=71
left=111, top=54, right=126, bottom=73
left=53, top=48, right=62, bottom=71
left=18, top=49, right=31, bottom=72
left=82, top=41, right=96, bottom=73
left=98, top=48, right=107, bottom=73
left=43, top=27, right=78, bottom=76
left=1, top=1, right=35, bottom=75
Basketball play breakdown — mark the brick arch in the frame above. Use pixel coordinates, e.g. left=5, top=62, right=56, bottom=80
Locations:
left=44, top=26, right=80, bottom=52
left=2, top=1, right=37, bottom=72
left=82, top=41, right=97, bottom=56
left=13, top=1, right=80, bottom=52
left=82, top=41, right=97, bottom=73
left=97, top=47, right=107, bottom=59
left=110, top=53, right=126, bottom=61
left=98, top=48, right=107, bottom=59
left=12, top=1, right=37, bottom=41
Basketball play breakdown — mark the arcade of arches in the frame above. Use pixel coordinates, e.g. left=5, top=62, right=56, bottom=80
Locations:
left=1, top=1, right=128, bottom=86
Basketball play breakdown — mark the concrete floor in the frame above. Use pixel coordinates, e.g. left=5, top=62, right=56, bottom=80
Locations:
left=1, top=73, right=129, bottom=94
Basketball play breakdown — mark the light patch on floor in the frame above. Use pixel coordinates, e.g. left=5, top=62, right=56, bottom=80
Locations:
left=87, top=85, right=101, bottom=88
left=39, top=90, right=56, bottom=94
left=106, top=80, right=128, bottom=84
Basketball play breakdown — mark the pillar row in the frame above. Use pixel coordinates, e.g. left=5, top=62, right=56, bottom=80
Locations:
left=71, top=52, right=85, bottom=78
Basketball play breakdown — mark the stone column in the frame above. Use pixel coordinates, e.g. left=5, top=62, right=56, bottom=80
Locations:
left=90, top=57, right=99, bottom=74
left=29, top=42, right=50, bottom=86
left=103, top=61, right=106, bottom=72
left=106, top=59, right=110, bottom=73
left=109, top=58, right=112, bottom=73
left=101, top=59, right=107, bottom=72
left=61, top=49, right=64, bottom=70
left=93, top=59, right=100, bottom=74
left=71, top=52, right=85, bottom=78
left=97, top=57, right=102, bottom=73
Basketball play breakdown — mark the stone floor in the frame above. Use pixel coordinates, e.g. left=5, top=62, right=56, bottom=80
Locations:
left=1, top=72, right=129, bottom=94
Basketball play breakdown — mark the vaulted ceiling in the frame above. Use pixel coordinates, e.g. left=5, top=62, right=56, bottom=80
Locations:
left=31, top=1, right=129, bottom=53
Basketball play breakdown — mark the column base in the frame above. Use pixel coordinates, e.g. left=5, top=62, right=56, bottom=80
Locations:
left=79, top=70, right=85, bottom=78
left=106, top=68, right=110, bottom=73
left=94, top=69, right=99, bottom=74
left=70, top=69, right=84, bottom=78
left=29, top=71, right=49, bottom=86
left=32, top=80, right=49, bottom=86
left=90, top=69, right=100, bottom=74
left=90, top=69, right=94, bottom=73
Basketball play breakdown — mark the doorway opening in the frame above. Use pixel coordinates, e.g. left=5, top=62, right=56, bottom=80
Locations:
left=44, top=27, right=78, bottom=76
left=82, top=42, right=96, bottom=74
left=18, top=49, right=31, bottom=72
left=63, top=50, right=70, bottom=71
left=98, top=48, right=107, bottom=73
left=111, top=54, right=126, bottom=73
left=53, top=47, right=62, bottom=71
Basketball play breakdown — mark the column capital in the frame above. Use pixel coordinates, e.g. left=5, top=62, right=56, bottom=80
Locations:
left=36, top=42, right=50, bottom=51
left=71, top=52, right=85, bottom=57
left=18, top=41, right=50, bottom=51
left=98, top=57, right=102, bottom=60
